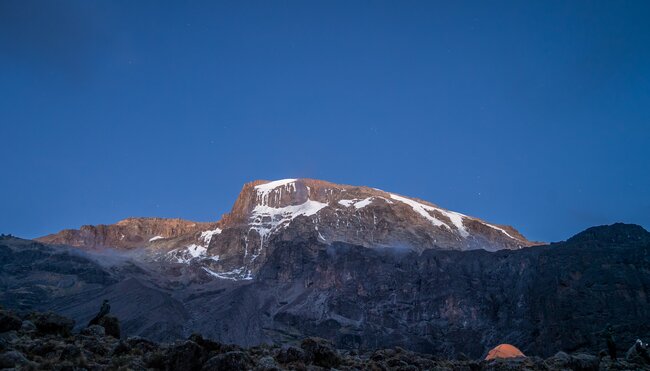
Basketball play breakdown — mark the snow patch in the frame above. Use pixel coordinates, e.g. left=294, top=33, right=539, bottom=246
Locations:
left=390, top=194, right=471, bottom=237
left=353, top=197, right=374, bottom=209
left=443, top=211, right=470, bottom=238
left=338, top=197, right=393, bottom=209
left=202, top=267, right=252, bottom=281
left=149, top=235, right=165, bottom=242
left=338, top=199, right=355, bottom=207
left=200, top=228, right=222, bottom=245
left=250, top=200, right=327, bottom=239
left=186, top=244, right=207, bottom=258
left=167, top=243, right=208, bottom=264
left=166, top=227, right=222, bottom=264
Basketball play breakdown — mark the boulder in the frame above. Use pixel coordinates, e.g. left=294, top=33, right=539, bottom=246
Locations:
left=626, top=339, right=650, bottom=365
left=189, top=333, right=238, bottom=354
left=28, top=338, right=65, bottom=356
left=59, top=344, right=83, bottom=361
left=81, top=336, right=112, bottom=356
left=275, top=345, right=307, bottom=364
left=255, top=355, right=281, bottom=371
left=96, top=315, right=121, bottom=338
left=81, top=324, right=106, bottom=337
left=166, top=340, right=205, bottom=370
left=30, top=312, right=74, bottom=336
left=546, top=351, right=598, bottom=371
left=568, top=353, right=599, bottom=371
left=370, top=348, right=397, bottom=362
left=300, top=337, right=341, bottom=368
left=126, top=336, right=159, bottom=354
left=20, top=320, right=36, bottom=333
left=550, top=351, right=571, bottom=364
left=0, top=311, right=22, bottom=333
left=203, top=351, right=253, bottom=371
left=0, top=350, right=29, bottom=368
left=0, top=330, right=18, bottom=345
left=113, top=339, right=137, bottom=358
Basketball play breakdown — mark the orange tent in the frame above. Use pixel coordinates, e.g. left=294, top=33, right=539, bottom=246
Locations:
left=485, top=344, right=525, bottom=360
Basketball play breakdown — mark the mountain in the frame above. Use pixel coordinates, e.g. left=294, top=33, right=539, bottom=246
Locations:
left=37, top=179, right=536, bottom=280
left=21, top=179, right=649, bottom=358
left=2, top=223, right=649, bottom=358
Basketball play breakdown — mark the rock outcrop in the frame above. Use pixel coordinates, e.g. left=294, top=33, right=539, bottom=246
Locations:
left=37, top=217, right=217, bottom=250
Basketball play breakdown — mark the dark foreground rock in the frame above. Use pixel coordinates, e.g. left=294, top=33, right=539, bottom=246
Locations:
left=300, top=337, right=342, bottom=368
left=95, top=315, right=120, bottom=339
left=29, top=312, right=74, bottom=336
left=1, top=309, right=649, bottom=370
left=0, top=310, right=22, bottom=333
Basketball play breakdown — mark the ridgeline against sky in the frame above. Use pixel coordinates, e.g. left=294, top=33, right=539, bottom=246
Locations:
left=0, top=1, right=649, bottom=241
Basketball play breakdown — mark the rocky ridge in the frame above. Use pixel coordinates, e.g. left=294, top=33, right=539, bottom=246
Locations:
left=38, top=179, right=536, bottom=280
left=37, top=217, right=217, bottom=250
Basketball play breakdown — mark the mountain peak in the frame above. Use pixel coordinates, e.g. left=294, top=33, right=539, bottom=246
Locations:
left=232, top=178, right=529, bottom=243
left=38, top=178, right=535, bottom=280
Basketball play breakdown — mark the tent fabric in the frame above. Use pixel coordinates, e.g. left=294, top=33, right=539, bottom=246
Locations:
left=485, top=344, right=526, bottom=360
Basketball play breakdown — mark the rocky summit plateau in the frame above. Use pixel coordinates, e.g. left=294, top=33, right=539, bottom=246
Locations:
left=1, top=179, right=649, bottom=370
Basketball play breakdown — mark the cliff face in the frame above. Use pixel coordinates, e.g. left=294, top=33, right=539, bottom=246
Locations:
left=195, top=224, right=650, bottom=357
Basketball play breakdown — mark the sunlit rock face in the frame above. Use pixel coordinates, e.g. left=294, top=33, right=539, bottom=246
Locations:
left=37, top=178, right=535, bottom=280
left=36, top=217, right=217, bottom=250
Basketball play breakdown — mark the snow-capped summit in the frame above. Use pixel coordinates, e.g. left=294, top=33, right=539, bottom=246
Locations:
left=188, top=178, right=534, bottom=280
left=38, top=178, right=536, bottom=280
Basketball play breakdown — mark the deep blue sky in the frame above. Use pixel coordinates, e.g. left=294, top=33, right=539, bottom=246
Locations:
left=1, top=1, right=649, bottom=242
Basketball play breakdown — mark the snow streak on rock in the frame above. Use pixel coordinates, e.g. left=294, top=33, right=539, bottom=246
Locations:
left=389, top=193, right=519, bottom=241
left=338, top=197, right=393, bottom=210
left=389, top=194, right=470, bottom=237
left=166, top=228, right=222, bottom=264
left=200, top=228, right=222, bottom=245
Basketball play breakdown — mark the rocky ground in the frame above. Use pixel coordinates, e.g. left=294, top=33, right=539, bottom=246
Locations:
left=1, top=309, right=649, bottom=370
